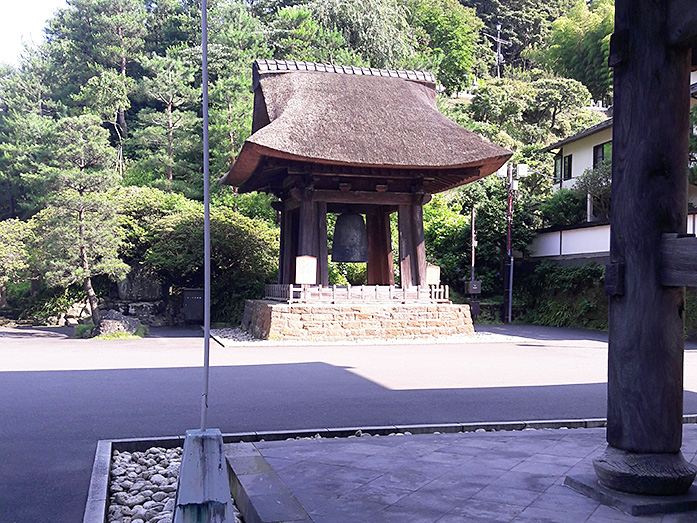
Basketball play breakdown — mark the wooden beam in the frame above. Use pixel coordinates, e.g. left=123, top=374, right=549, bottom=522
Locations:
left=669, top=0, right=697, bottom=48
left=311, top=189, right=416, bottom=206
left=661, top=234, right=697, bottom=287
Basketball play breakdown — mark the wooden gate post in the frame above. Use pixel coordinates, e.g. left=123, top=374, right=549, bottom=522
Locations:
left=594, top=0, right=697, bottom=495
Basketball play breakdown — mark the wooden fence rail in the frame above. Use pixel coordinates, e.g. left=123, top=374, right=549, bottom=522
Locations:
left=263, top=284, right=450, bottom=304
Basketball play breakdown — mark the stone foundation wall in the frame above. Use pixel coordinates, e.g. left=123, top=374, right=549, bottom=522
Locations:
left=240, top=300, right=474, bottom=341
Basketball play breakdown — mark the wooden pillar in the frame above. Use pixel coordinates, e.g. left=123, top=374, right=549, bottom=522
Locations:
left=398, top=205, right=414, bottom=287
left=317, top=202, right=329, bottom=286
left=398, top=202, right=427, bottom=287
left=412, top=203, right=427, bottom=285
left=366, top=210, right=394, bottom=285
left=296, top=197, right=328, bottom=285
left=594, top=0, right=696, bottom=495
left=277, top=208, right=287, bottom=284
left=298, top=198, right=316, bottom=257
left=280, top=207, right=298, bottom=285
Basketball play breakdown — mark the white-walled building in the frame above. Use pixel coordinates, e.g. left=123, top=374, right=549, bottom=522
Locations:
left=530, top=72, right=697, bottom=263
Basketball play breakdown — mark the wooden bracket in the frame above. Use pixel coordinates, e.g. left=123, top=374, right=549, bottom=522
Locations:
left=609, top=33, right=628, bottom=68
left=660, top=233, right=697, bottom=287
left=669, top=0, right=697, bottom=48
left=605, top=262, right=625, bottom=296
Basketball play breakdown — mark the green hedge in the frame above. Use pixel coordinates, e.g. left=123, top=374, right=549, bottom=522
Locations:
left=517, top=261, right=608, bottom=330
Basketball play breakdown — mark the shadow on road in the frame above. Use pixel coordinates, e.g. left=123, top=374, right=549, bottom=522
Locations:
left=8, top=358, right=697, bottom=522
left=474, top=323, right=609, bottom=342
left=0, top=326, right=74, bottom=339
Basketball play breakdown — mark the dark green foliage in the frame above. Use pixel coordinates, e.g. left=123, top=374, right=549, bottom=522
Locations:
left=112, top=185, right=200, bottom=265
left=461, top=0, right=576, bottom=72
left=424, top=176, right=540, bottom=296
left=573, top=159, right=611, bottom=220
left=406, top=0, right=482, bottom=94
left=539, top=189, right=586, bottom=227
left=20, top=284, right=86, bottom=322
left=423, top=195, right=469, bottom=292
left=467, top=76, right=598, bottom=147
left=144, top=206, right=279, bottom=322
left=535, top=0, right=614, bottom=103
left=518, top=261, right=607, bottom=329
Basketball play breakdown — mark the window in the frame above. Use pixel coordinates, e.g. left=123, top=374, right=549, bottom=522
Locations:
left=554, top=153, right=563, bottom=184
left=563, top=154, right=573, bottom=180
left=593, top=141, right=612, bottom=168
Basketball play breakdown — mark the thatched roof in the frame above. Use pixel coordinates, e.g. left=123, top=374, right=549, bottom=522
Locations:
left=221, top=60, right=511, bottom=193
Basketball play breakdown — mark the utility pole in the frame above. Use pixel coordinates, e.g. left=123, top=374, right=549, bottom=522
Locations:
left=500, top=163, right=528, bottom=324
left=504, top=163, right=514, bottom=322
left=484, top=24, right=511, bottom=79
left=470, top=207, right=476, bottom=282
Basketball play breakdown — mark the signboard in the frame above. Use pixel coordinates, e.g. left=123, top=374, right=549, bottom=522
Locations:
left=295, top=256, right=317, bottom=284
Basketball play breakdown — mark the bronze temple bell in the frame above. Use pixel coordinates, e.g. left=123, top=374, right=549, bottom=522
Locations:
left=332, top=213, right=369, bottom=263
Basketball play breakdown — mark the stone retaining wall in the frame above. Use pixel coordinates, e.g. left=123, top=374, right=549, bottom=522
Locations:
left=240, top=300, right=474, bottom=341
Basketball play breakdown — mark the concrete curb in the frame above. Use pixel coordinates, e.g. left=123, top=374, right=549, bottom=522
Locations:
left=84, top=415, right=697, bottom=522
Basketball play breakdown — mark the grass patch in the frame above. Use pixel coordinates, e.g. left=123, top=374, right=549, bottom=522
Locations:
left=86, top=324, right=150, bottom=340
left=73, top=324, right=96, bottom=339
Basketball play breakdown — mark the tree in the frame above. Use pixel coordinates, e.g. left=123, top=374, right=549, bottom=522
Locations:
left=406, top=0, right=483, bottom=94
left=573, top=158, right=611, bottom=220
left=0, top=49, right=59, bottom=218
left=535, top=0, right=614, bottom=103
left=426, top=175, right=540, bottom=295
left=134, top=50, right=200, bottom=187
left=45, top=0, right=146, bottom=134
left=74, top=69, right=132, bottom=174
left=0, top=218, right=33, bottom=307
left=538, top=189, right=586, bottom=227
left=145, top=206, right=279, bottom=321
left=37, top=114, right=128, bottom=325
left=467, top=75, right=600, bottom=147
left=461, top=0, right=576, bottom=72
left=268, top=6, right=359, bottom=64
left=308, top=0, right=424, bottom=68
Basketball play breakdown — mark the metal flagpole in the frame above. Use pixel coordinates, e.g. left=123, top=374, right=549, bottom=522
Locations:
left=171, top=5, right=234, bottom=520
left=200, top=0, right=211, bottom=431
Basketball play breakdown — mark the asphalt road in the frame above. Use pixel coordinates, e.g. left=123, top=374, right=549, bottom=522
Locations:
left=3, top=324, right=697, bottom=522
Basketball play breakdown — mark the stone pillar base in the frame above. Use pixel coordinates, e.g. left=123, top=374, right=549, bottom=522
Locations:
left=240, top=300, right=474, bottom=341
left=594, top=445, right=697, bottom=496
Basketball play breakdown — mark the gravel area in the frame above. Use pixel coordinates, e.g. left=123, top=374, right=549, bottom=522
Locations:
left=211, top=326, right=525, bottom=346
left=108, top=446, right=242, bottom=523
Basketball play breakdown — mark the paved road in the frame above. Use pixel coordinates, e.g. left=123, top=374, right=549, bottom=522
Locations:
left=3, top=324, right=697, bottom=522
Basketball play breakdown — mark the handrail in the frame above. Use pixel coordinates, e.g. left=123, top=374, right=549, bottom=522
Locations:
left=263, top=284, right=451, bottom=304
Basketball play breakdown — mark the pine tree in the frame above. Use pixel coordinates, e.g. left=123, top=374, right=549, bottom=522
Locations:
left=37, top=114, right=128, bottom=325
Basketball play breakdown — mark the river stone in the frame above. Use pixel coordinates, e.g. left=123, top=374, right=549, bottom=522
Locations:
left=126, top=494, right=146, bottom=507
left=150, top=473, right=166, bottom=486
left=151, top=492, right=167, bottom=502
left=113, top=492, right=129, bottom=505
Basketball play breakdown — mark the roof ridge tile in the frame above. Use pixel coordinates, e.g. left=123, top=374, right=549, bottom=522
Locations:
left=253, top=59, right=434, bottom=83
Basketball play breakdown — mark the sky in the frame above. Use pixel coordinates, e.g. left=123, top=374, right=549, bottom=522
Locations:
left=0, top=0, right=68, bottom=65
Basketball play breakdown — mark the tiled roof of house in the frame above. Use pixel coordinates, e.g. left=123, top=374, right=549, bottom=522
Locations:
left=541, top=118, right=614, bottom=153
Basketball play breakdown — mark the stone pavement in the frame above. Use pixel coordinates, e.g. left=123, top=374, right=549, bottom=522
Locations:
left=225, top=425, right=697, bottom=522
